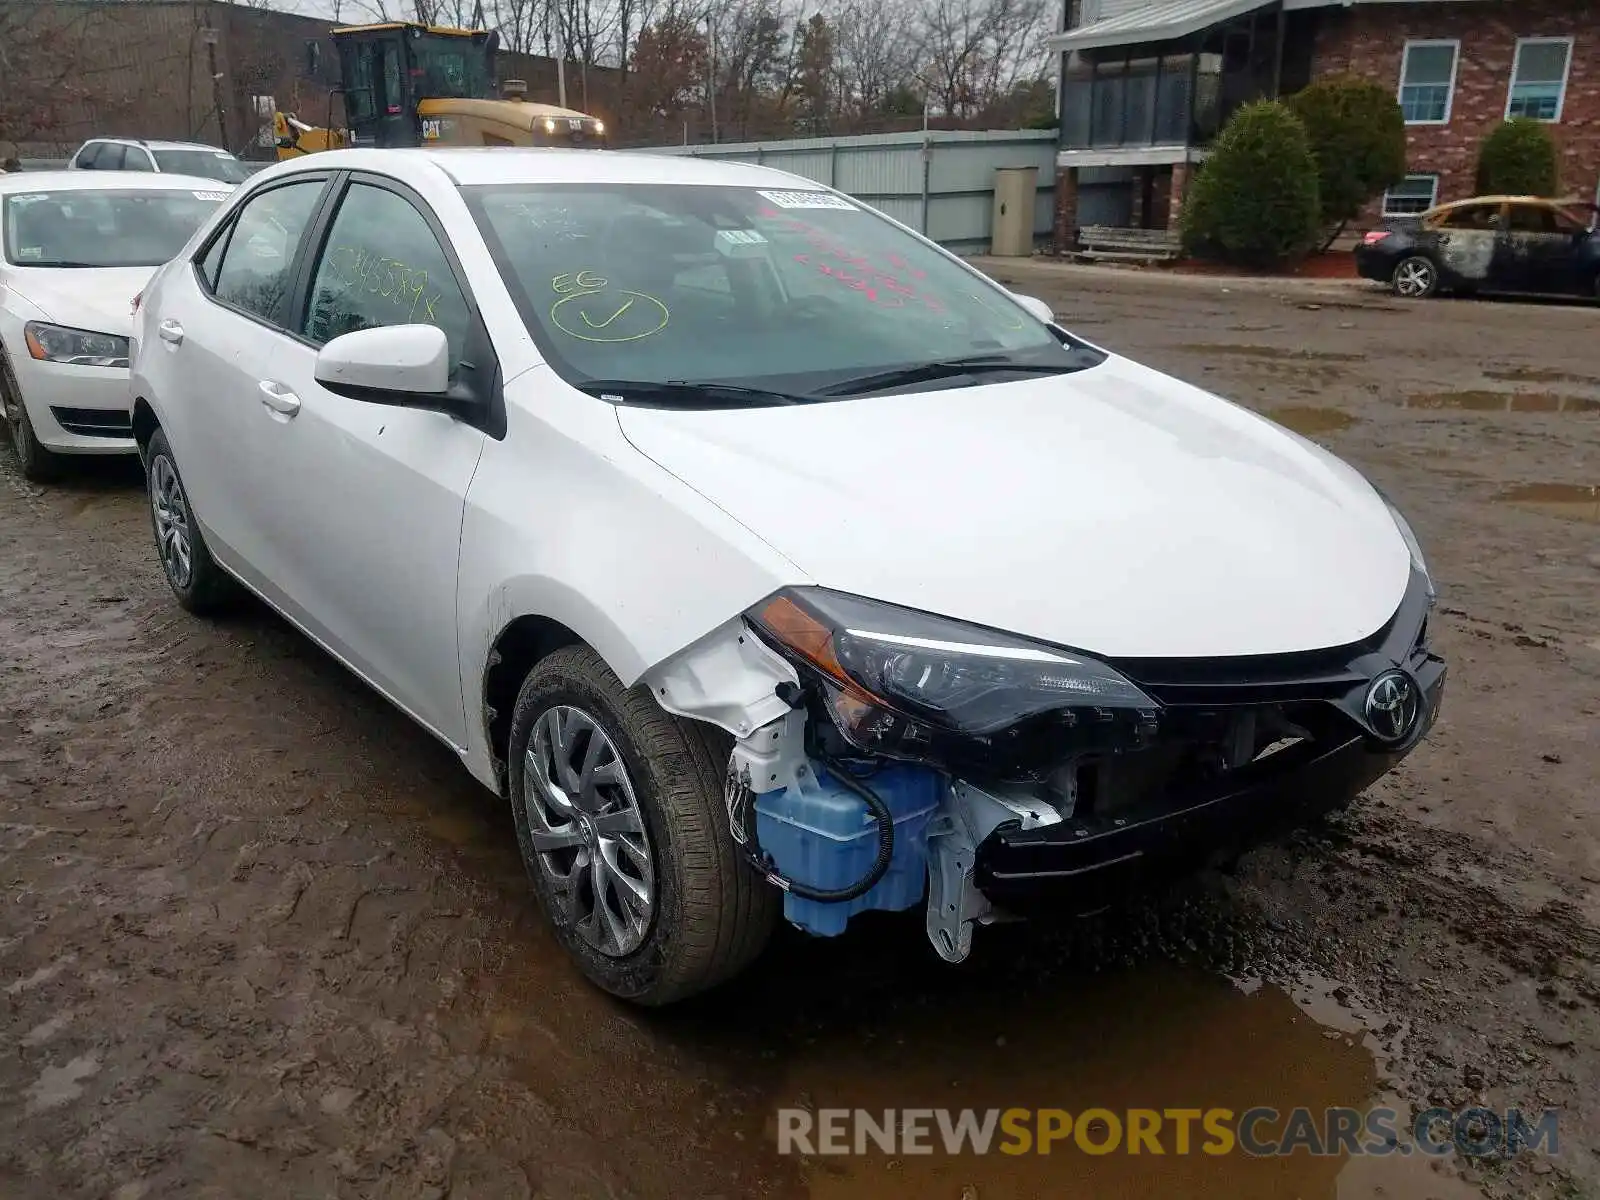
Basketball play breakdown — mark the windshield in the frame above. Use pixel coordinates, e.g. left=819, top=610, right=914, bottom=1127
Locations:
left=152, top=149, right=251, bottom=184
left=2, top=189, right=224, bottom=268
left=465, top=182, right=1102, bottom=404
left=412, top=35, right=493, bottom=99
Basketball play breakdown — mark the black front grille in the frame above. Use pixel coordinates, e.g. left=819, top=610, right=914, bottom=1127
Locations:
left=1110, top=568, right=1435, bottom=709
left=50, top=407, right=132, bottom=438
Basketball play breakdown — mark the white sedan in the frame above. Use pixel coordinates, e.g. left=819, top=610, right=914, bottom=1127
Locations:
left=130, top=148, right=1446, bottom=1004
left=0, top=171, right=228, bottom=480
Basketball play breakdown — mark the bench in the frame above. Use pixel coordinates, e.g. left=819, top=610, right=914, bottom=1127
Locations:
left=1072, top=225, right=1183, bottom=263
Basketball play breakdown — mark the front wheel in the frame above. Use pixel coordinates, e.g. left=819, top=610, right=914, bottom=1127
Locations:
left=1392, top=255, right=1440, bottom=299
left=1, top=358, right=63, bottom=483
left=507, top=645, right=778, bottom=1005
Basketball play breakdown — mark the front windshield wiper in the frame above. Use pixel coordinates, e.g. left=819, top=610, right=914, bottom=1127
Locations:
left=814, top=353, right=1088, bottom=399
left=578, top=379, right=809, bottom=409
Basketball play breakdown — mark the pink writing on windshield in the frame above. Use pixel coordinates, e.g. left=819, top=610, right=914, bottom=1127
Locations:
left=759, top=209, right=944, bottom=311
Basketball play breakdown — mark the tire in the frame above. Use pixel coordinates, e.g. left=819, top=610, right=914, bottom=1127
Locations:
left=1391, top=255, right=1439, bottom=300
left=507, top=645, right=778, bottom=1005
left=1, top=357, right=64, bottom=483
left=145, top=428, right=236, bottom=614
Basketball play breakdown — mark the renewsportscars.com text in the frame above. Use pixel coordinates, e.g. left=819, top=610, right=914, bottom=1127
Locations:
left=776, top=1106, right=1559, bottom=1159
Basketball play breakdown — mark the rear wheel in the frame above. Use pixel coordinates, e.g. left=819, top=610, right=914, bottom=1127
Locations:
left=145, top=429, right=236, bottom=614
left=1, top=358, right=63, bottom=483
left=1392, top=255, right=1439, bottom=299
left=507, top=645, right=778, bottom=1005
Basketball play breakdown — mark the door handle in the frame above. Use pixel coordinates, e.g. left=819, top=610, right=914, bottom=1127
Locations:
left=258, top=380, right=302, bottom=417
left=157, top=319, right=183, bottom=345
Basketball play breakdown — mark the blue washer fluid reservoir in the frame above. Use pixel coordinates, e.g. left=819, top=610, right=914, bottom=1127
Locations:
left=753, top=761, right=942, bottom=937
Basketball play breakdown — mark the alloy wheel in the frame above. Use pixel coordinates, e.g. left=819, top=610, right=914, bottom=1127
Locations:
left=1394, top=258, right=1436, bottom=298
left=522, top=705, right=655, bottom=958
left=150, top=455, right=194, bottom=590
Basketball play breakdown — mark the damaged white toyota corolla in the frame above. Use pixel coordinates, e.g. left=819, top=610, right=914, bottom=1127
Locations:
left=130, top=148, right=1446, bottom=1004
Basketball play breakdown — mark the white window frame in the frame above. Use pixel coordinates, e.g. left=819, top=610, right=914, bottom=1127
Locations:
left=1504, top=36, right=1575, bottom=123
left=1383, top=174, right=1441, bottom=218
left=1398, top=39, right=1461, bottom=126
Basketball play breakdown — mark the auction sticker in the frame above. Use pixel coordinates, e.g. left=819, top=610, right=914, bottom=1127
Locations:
left=757, top=189, right=856, bottom=211
left=192, top=190, right=231, bottom=202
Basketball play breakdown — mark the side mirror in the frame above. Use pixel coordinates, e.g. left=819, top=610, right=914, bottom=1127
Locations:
left=315, top=324, right=451, bottom=402
left=1010, top=292, right=1055, bottom=324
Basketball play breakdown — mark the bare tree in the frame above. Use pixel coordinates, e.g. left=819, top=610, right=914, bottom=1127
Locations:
left=831, top=0, right=921, bottom=129
left=0, top=2, right=114, bottom=149
left=916, top=0, right=1051, bottom=119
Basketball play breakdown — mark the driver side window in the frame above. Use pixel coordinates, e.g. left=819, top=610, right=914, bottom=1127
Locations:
left=302, top=182, right=471, bottom=375
left=1506, top=205, right=1562, bottom=234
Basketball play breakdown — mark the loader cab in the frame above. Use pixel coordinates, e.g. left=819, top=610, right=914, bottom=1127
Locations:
left=331, top=22, right=498, bottom=148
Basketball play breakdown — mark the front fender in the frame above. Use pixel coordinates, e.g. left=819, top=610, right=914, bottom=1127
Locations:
left=455, top=374, right=807, bottom=787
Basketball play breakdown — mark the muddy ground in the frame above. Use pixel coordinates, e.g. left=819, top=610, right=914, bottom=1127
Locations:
left=2, top=263, right=1597, bottom=1200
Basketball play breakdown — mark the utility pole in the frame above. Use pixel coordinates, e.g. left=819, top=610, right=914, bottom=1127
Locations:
left=202, top=22, right=228, bottom=151
left=706, top=14, right=718, bottom=143
left=552, top=0, right=567, bottom=107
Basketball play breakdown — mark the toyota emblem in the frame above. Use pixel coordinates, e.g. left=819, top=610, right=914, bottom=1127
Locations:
left=1363, top=670, right=1422, bottom=744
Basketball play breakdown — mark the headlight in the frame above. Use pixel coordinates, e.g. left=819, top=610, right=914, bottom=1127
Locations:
left=1382, top=496, right=1435, bottom=601
left=593, top=120, right=605, bottom=135
left=24, top=321, right=130, bottom=368
left=746, top=588, right=1160, bottom=775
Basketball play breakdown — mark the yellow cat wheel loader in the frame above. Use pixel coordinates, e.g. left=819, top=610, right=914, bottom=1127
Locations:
left=274, top=21, right=607, bottom=159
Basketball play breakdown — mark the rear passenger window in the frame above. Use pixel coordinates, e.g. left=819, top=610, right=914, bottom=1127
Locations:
left=212, top=181, right=324, bottom=325
left=123, top=149, right=155, bottom=173
left=303, top=182, right=471, bottom=374
left=197, top=221, right=231, bottom=291
left=97, top=144, right=126, bottom=170
left=1437, top=204, right=1499, bottom=231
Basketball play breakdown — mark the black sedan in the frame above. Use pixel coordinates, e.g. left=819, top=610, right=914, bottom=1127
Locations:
left=1356, top=195, right=1600, bottom=300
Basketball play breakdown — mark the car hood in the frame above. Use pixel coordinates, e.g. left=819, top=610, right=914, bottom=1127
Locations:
left=616, top=354, right=1412, bottom=660
left=6, top=267, right=153, bottom=336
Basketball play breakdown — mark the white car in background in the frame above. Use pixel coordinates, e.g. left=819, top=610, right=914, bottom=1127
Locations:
left=129, top=149, right=1445, bottom=1005
left=66, top=138, right=254, bottom=186
left=0, top=171, right=227, bottom=480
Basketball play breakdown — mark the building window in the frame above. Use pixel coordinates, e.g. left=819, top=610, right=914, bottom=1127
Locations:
left=1383, top=175, right=1440, bottom=217
left=1398, top=40, right=1459, bottom=124
left=1506, top=37, right=1573, bottom=122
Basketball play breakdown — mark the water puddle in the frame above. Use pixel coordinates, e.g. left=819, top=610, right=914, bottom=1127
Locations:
left=1496, top=483, right=1600, bottom=523
left=649, top=945, right=1475, bottom=1200
left=1179, top=343, right=1364, bottom=363
left=1266, top=406, right=1359, bottom=435
left=1484, top=367, right=1600, bottom=387
left=1408, top=391, right=1600, bottom=414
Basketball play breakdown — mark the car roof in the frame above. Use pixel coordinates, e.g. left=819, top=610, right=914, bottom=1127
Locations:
left=259, top=146, right=825, bottom=191
left=79, top=137, right=239, bottom=155
left=0, top=171, right=235, bottom=195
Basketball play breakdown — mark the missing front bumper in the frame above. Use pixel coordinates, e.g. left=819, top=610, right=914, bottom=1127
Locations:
left=972, top=658, right=1445, bottom=914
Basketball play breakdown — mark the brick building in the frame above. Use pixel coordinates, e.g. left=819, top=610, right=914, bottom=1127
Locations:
left=1048, top=0, right=1600, bottom=247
